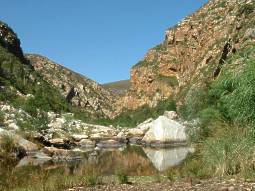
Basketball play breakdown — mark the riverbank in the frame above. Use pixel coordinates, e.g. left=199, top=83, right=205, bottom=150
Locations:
left=68, top=176, right=255, bottom=191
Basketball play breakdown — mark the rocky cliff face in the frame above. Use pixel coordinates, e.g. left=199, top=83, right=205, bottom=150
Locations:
left=118, top=0, right=255, bottom=111
left=26, top=54, right=118, bottom=119
left=0, top=21, right=25, bottom=62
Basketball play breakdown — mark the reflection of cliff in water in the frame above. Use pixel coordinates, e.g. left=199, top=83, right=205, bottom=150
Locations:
left=144, top=147, right=195, bottom=172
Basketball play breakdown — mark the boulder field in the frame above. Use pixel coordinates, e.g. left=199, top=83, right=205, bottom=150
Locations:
left=0, top=110, right=189, bottom=162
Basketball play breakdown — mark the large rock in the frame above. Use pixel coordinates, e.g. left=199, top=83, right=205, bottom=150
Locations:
left=0, top=130, right=38, bottom=155
left=17, top=137, right=38, bottom=154
left=16, top=152, right=52, bottom=167
left=78, top=139, right=96, bottom=148
left=163, top=111, right=178, bottom=120
left=72, top=134, right=89, bottom=141
left=0, top=21, right=25, bottom=61
left=142, top=116, right=187, bottom=144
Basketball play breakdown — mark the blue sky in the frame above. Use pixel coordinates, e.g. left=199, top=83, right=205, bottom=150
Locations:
left=1, top=0, right=208, bottom=84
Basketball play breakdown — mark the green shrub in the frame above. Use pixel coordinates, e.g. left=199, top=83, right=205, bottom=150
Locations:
left=153, top=43, right=167, bottom=51
left=179, top=88, right=210, bottom=120
left=191, top=107, right=223, bottom=140
left=109, top=98, right=176, bottom=127
left=133, top=60, right=153, bottom=68
left=0, top=44, right=69, bottom=117
left=0, top=112, right=4, bottom=126
left=157, top=75, right=178, bottom=87
left=0, top=133, right=16, bottom=155
left=238, top=3, right=255, bottom=16
left=210, top=52, right=255, bottom=124
left=82, top=170, right=102, bottom=186
left=165, top=153, right=209, bottom=180
left=202, top=125, right=255, bottom=177
left=116, top=169, right=129, bottom=184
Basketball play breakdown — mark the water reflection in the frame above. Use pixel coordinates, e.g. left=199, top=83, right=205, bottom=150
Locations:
left=15, top=146, right=194, bottom=173
left=144, top=147, right=195, bottom=171
left=0, top=145, right=194, bottom=190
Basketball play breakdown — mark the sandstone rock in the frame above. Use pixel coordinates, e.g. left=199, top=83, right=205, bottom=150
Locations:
left=16, top=153, right=52, bottom=167
left=142, top=116, right=187, bottom=144
left=48, top=138, right=65, bottom=145
left=136, top=118, right=153, bottom=132
left=27, top=54, right=118, bottom=119
left=116, top=131, right=126, bottom=139
left=115, top=0, right=254, bottom=112
left=17, top=138, right=38, bottom=154
left=90, top=133, right=102, bottom=140
left=72, top=134, right=89, bottom=141
left=42, top=146, right=69, bottom=157
left=32, top=152, right=52, bottom=160
left=79, top=139, right=96, bottom=148
left=126, top=128, right=145, bottom=137
left=0, top=130, right=38, bottom=157
left=8, top=122, right=19, bottom=130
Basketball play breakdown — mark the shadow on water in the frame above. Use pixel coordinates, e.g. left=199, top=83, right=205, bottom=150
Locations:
left=0, top=145, right=194, bottom=190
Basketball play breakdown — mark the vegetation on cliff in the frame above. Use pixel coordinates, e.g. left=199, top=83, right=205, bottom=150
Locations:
left=0, top=0, right=255, bottom=188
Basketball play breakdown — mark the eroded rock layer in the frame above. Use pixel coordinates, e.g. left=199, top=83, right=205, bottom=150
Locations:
left=26, top=54, right=118, bottom=119
left=118, top=0, right=255, bottom=111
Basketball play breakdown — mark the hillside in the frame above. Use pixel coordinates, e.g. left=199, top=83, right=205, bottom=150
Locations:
left=26, top=54, right=118, bottom=119
left=1, top=1, right=255, bottom=189
left=117, top=0, right=255, bottom=112
left=0, top=20, right=119, bottom=124
left=102, top=80, right=131, bottom=95
left=0, top=22, right=69, bottom=118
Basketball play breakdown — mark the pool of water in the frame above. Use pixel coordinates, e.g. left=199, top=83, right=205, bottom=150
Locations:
left=0, top=145, right=194, bottom=190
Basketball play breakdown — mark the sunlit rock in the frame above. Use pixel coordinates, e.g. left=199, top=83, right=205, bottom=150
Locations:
left=16, top=152, right=52, bottom=167
left=142, top=116, right=187, bottom=144
left=163, top=111, right=178, bottom=120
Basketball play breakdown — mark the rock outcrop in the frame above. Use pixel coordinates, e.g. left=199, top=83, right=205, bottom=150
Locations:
left=117, top=0, right=255, bottom=111
left=142, top=116, right=187, bottom=145
left=26, top=54, right=119, bottom=119
left=0, top=130, right=38, bottom=156
left=0, top=21, right=26, bottom=62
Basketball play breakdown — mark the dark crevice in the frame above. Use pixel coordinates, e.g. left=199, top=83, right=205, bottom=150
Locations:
left=213, top=41, right=232, bottom=77
left=66, top=87, right=76, bottom=103
left=169, top=67, right=177, bottom=72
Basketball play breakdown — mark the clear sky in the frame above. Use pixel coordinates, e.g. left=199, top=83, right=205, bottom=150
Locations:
left=1, top=0, right=208, bottom=84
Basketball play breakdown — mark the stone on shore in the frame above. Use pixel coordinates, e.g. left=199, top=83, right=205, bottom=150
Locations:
left=97, top=139, right=124, bottom=148
left=72, top=134, right=89, bottom=141
left=78, top=139, right=96, bottom=148
left=142, top=116, right=187, bottom=144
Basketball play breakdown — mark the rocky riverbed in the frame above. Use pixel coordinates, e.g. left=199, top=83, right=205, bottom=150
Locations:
left=68, top=177, right=255, bottom=191
left=0, top=101, right=192, bottom=162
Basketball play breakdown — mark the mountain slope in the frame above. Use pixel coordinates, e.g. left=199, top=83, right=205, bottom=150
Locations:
left=118, top=0, right=255, bottom=112
left=0, top=20, right=118, bottom=121
left=103, top=80, right=131, bottom=95
left=0, top=22, right=69, bottom=117
left=26, top=54, right=118, bottom=119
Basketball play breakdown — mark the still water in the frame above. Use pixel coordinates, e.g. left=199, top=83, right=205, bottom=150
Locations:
left=0, top=145, right=193, bottom=190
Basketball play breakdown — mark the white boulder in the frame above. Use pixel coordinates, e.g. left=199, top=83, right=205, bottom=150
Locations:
left=142, top=116, right=187, bottom=143
left=163, top=111, right=178, bottom=120
left=72, top=134, right=89, bottom=141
